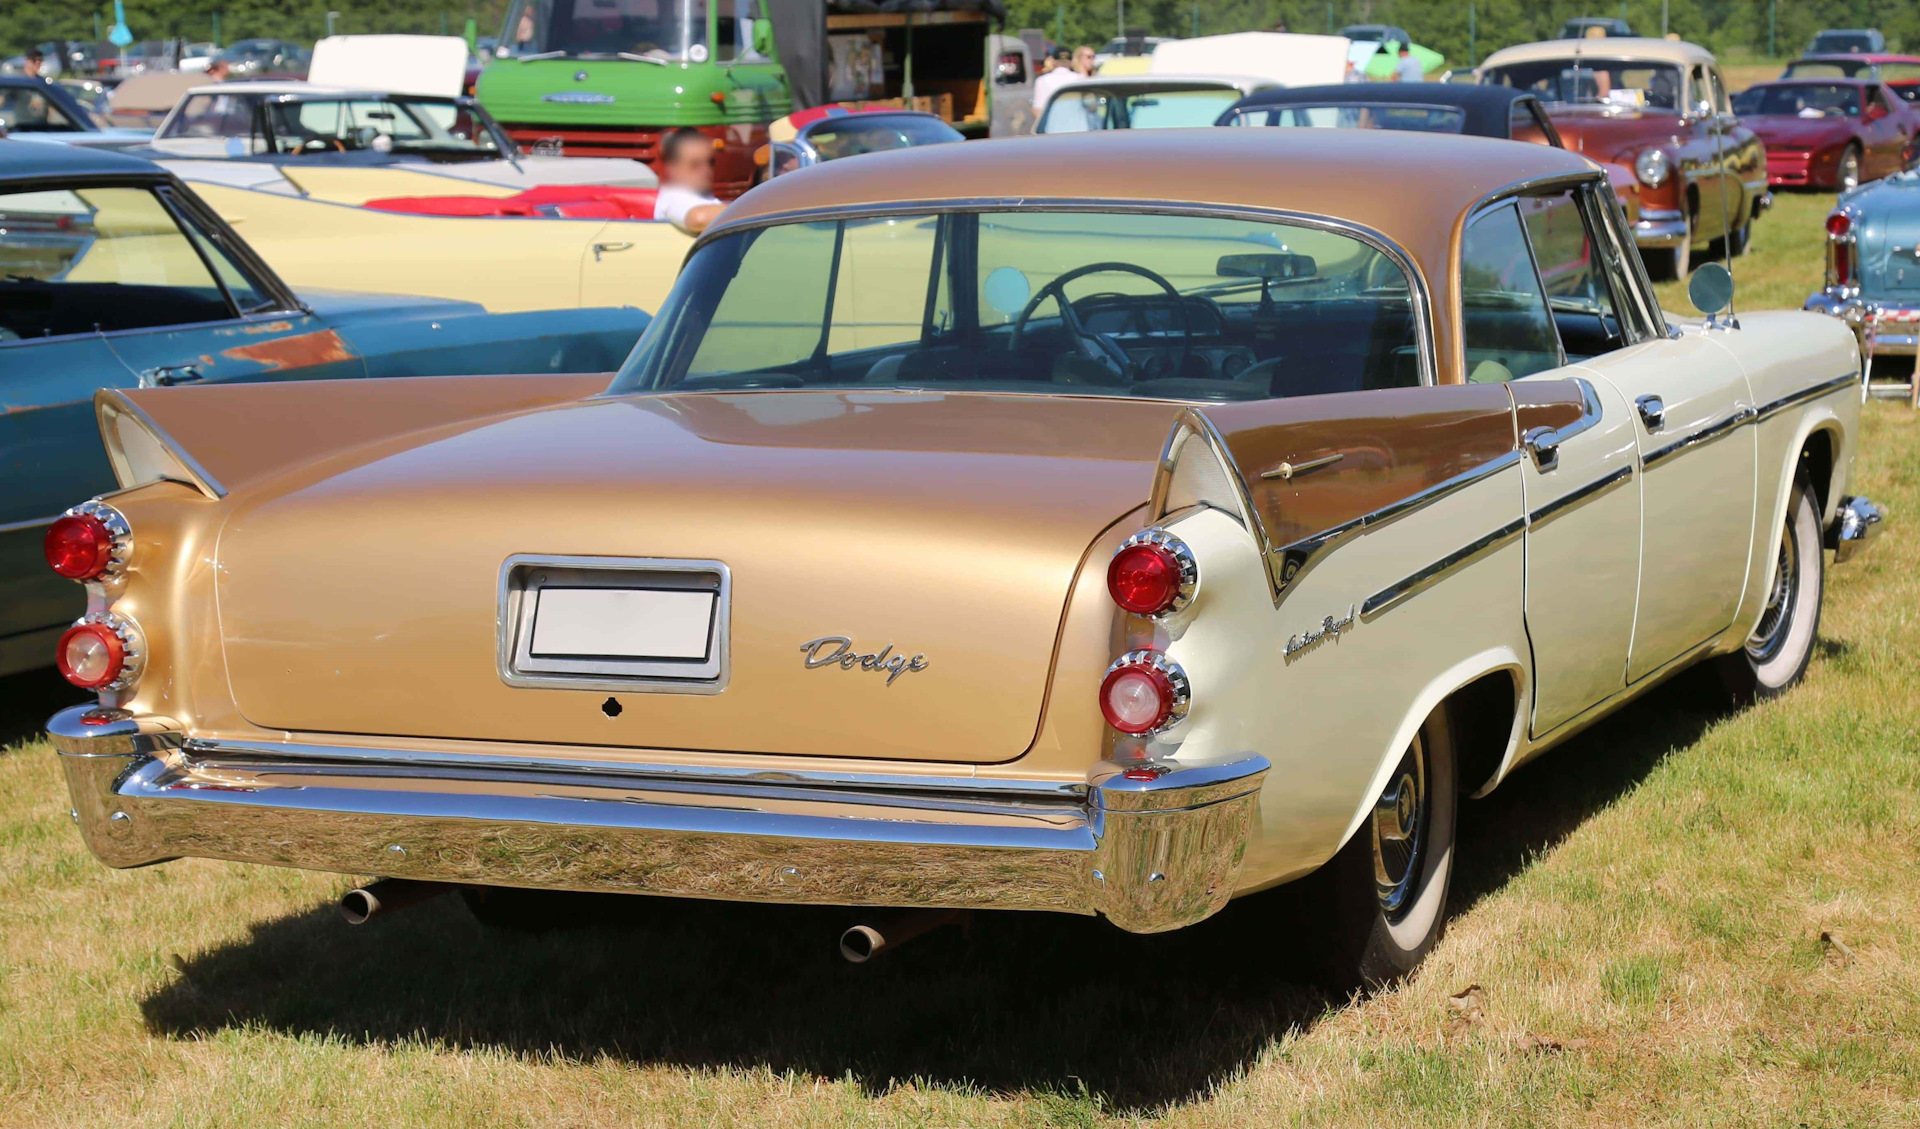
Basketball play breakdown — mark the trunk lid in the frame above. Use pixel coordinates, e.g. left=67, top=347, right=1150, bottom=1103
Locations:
left=215, top=391, right=1174, bottom=762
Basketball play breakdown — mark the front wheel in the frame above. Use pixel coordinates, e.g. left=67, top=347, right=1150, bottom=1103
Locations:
left=1716, top=475, right=1824, bottom=701
left=1298, top=707, right=1459, bottom=989
left=1837, top=144, right=1862, bottom=192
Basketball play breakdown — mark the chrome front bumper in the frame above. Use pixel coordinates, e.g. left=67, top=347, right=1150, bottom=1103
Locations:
left=1633, top=206, right=1689, bottom=249
left=1827, top=495, right=1887, bottom=563
left=49, top=707, right=1269, bottom=934
left=1806, top=288, right=1920, bottom=357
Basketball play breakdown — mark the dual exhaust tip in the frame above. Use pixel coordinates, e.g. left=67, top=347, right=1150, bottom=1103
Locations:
left=340, top=879, right=967, bottom=963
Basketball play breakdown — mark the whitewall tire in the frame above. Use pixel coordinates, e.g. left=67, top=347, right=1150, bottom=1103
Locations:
left=1718, top=476, right=1825, bottom=701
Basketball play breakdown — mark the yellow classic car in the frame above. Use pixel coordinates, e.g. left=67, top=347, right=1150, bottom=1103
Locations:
left=48, top=129, right=1882, bottom=986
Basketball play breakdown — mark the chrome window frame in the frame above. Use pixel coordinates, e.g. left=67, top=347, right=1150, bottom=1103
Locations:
left=675, top=197, right=1439, bottom=389
left=1460, top=199, right=1567, bottom=376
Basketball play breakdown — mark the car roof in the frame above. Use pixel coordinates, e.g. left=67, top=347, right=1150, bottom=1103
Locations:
left=182, top=82, right=380, bottom=97
left=1750, top=77, right=1875, bottom=88
left=0, top=138, right=166, bottom=181
left=1224, top=81, right=1540, bottom=137
left=1792, top=53, right=1920, bottom=64
left=1482, top=37, right=1717, bottom=68
left=1054, top=73, right=1276, bottom=92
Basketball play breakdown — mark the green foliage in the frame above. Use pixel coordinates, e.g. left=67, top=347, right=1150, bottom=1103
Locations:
left=1000, top=0, right=1920, bottom=66
left=0, top=0, right=511, bottom=56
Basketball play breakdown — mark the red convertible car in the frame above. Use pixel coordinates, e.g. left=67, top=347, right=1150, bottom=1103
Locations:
left=1733, top=79, right=1920, bottom=190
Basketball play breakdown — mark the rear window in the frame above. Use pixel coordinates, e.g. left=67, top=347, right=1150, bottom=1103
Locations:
left=1733, top=83, right=1862, bottom=117
left=1222, top=102, right=1466, bottom=133
left=610, top=209, right=1423, bottom=402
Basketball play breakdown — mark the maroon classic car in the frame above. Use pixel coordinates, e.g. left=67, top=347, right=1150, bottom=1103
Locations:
left=1480, top=38, right=1769, bottom=281
left=1732, top=79, right=1919, bottom=190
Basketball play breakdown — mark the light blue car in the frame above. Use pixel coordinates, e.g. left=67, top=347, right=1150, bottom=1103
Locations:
left=0, top=141, right=650, bottom=677
left=1807, top=168, right=1920, bottom=371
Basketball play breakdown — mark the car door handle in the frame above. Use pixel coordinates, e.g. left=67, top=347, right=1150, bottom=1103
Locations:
left=1635, top=395, right=1666, bottom=432
left=592, top=241, right=634, bottom=261
left=1523, top=426, right=1560, bottom=473
left=139, top=364, right=203, bottom=387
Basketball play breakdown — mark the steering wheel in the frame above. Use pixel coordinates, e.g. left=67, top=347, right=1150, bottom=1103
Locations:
left=1009, top=261, right=1193, bottom=384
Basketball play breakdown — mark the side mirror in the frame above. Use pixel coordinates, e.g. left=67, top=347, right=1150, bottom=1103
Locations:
left=1691, top=99, right=1714, bottom=120
left=751, top=18, right=775, bottom=58
left=1687, top=262, right=1735, bottom=316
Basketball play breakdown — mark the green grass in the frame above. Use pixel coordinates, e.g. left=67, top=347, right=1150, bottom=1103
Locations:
left=2, top=198, right=1917, bottom=1126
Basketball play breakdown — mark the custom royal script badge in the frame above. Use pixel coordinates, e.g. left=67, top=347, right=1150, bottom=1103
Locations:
left=800, top=636, right=929, bottom=685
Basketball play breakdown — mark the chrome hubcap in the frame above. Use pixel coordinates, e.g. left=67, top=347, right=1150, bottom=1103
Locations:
left=1371, top=735, right=1427, bottom=918
left=1841, top=153, right=1860, bottom=190
left=1747, top=517, right=1799, bottom=663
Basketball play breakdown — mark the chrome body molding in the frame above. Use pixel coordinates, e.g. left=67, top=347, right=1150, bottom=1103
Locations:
left=1359, top=516, right=1527, bottom=623
left=1642, top=404, right=1757, bottom=470
left=1260, top=452, right=1345, bottom=481
left=1827, top=495, right=1886, bottom=563
left=1754, top=373, right=1867, bottom=421
left=47, top=707, right=1270, bottom=933
left=1269, top=449, right=1524, bottom=602
left=1526, top=464, right=1634, bottom=531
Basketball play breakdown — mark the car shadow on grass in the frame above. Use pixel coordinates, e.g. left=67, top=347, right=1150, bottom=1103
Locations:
left=137, top=668, right=1735, bottom=1114
left=0, top=666, right=89, bottom=750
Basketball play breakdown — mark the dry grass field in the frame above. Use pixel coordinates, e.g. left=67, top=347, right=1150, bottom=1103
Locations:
left=4, top=192, right=1917, bottom=1127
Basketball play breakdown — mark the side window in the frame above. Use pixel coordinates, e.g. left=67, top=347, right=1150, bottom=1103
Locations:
left=168, top=191, right=275, bottom=313
left=1687, top=65, right=1710, bottom=114
left=1707, top=68, right=1731, bottom=114
left=1459, top=203, right=1562, bottom=383
left=0, top=185, right=234, bottom=341
left=0, top=86, right=80, bottom=132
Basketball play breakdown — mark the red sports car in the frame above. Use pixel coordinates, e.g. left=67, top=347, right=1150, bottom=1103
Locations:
left=1782, top=53, right=1920, bottom=104
left=1733, top=78, right=1920, bottom=190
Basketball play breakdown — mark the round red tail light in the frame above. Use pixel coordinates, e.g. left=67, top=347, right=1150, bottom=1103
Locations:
left=1099, top=651, right=1190, bottom=735
left=1107, top=531, right=1197, bottom=617
left=45, top=513, right=114, bottom=580
left=56, top=621, right=128, bottom=690
left=1826, top=212, right=1851, bottom=238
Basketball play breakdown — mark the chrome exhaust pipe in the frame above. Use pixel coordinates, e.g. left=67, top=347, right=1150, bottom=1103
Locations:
left=838, top=908, right=967, bottom=963
left=338, top=878, right=453, bottom=926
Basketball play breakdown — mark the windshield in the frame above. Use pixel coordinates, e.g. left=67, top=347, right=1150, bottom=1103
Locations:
left=1812, top=33, right=1875, bottom=54
left=1221, top=102, right=1466, bottom=133
left=1042, top=86, right=1246, bottom=132
left=609, top=209, right=1422, bottom=402
left=0, top=85, right=83, bottom=132
left=159, top=94, right=506, bottom=157
left=501, top=0, right=706, bottom=60
left=1732, top=83, right=1861, bottom=117
left=1483, top=59, right=1684, bottom=110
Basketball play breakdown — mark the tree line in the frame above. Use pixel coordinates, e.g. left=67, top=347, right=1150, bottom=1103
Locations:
left=4, top=0, right=1913, bottom=67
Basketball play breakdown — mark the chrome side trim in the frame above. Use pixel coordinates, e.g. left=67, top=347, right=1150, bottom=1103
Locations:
left=1268, top=449, right=1523, bottom=603
left=1753, top=373, right=1859, bottom=422
left=1641, top=404, right=1757, bottom=470
left=0, top=513, right=61, bottom=537
left=1359, top=515, right=1527, bottom=623
left=1527, top=464, right=1634, bottom=531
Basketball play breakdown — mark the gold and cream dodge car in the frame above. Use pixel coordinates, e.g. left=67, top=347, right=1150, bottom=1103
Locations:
left=47, top=130, right=1884, bottom=985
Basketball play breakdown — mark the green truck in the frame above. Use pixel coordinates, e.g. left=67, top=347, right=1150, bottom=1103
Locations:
left=475, top=0, right=1015, bottom=199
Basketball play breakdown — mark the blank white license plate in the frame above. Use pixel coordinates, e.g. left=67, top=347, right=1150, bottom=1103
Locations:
left=529, top=587, right=717, bottom=661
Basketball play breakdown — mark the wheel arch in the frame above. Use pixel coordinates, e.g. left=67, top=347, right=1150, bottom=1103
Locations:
left=1333, top=647, right=1527, bottom=853
left=1744, top=411, right=1847, bottom=642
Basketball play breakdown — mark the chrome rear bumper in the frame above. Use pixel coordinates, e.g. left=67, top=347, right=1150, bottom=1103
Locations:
left=49, top=707, right=1268, bottom=934
left=1633, top=207, right=1689, bottom=249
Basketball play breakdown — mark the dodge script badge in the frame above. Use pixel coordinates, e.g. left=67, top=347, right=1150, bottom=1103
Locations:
left=801, top=636, right=929, bottom=685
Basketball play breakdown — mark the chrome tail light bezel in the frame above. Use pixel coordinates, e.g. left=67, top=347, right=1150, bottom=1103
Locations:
left=1099, top=649, right=1191, bottom=736
left=56, top=611, right=145, bottom=693
left=1109, top=528, right=1199, bottom=618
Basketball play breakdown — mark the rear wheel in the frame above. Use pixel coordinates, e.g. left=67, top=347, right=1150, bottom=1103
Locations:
left=1726, top=217, right=1752, bottom=257
left=1716, top=475, right=1824, bottom=701
left=1299, top=707, right=1458, bottom=989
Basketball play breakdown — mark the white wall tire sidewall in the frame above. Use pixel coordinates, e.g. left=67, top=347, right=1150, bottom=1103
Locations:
left=1752, top=487, right=1824, bottom=692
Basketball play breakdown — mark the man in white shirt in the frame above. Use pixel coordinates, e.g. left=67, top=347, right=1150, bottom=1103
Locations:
left=1031, top=48, right=1077, bottom=114
left=654, top=127, right=725, bottom=234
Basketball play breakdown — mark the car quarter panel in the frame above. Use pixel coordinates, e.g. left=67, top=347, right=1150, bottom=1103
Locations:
left=1713, top=311, right=1863, bottom=643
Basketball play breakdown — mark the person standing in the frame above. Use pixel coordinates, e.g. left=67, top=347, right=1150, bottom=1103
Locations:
left=654, top=127, right=725, bottom=235
left=20, top=49, right=44, bottom=79
left=1393, top=43, right=1423, bottom=82
left=1032, top=48, right=1074, bottom=112
left=1072, top=44, right=1096, bottom=77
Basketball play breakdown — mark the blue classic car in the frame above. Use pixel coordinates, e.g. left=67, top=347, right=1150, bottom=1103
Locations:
left=0, top=141, right=650, bottom=677
left=1807, top=168, right=1920, bottom=373
left=0, top=74, right=151, bottom=148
